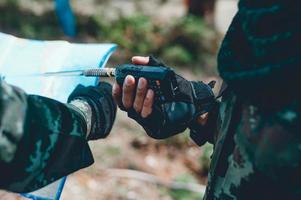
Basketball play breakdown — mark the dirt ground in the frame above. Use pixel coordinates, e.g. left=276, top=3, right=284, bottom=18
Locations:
left=61, top=110, right=207, bottom=200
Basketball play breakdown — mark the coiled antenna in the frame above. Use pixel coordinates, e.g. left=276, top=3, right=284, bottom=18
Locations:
left=83, top=68, right=116, bottom=77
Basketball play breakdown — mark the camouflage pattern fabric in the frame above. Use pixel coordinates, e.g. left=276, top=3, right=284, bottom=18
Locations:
left=203, top=92, right=301, bottom=199
left=200, top=0, right=301, bottom=199
left=0, top=80, right=93, bottom=193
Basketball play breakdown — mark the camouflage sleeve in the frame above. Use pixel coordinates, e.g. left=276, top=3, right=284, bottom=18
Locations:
left=0, top=80, right=94, bottom=193
left=233, top=100, right=301, bottom=197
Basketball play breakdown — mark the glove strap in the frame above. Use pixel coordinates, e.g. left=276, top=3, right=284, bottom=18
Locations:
left=190, top=81, right=216, bottom=115
left=148, top=55, right=167, bottom=67
left=188, top=81, right=217, bottom=145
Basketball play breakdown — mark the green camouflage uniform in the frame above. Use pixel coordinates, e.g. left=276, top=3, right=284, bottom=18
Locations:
left=201, top=0, right=301, bottom=199
left=0, top=80, right=94, bottom=193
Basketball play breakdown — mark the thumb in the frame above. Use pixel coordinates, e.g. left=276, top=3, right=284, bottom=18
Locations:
left=131, top=56, right=150, bottom=65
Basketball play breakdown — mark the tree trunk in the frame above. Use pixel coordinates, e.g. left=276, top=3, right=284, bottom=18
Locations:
left=184, top=0, right=216, bottom=17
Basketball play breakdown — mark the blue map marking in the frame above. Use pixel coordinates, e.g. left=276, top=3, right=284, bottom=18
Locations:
left=55, top=0, right=76, bottom=37
left=0, top=32, right=117, bottom=200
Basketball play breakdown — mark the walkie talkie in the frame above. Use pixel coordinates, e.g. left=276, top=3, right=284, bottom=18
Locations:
left=41, top=64, right=180, bottom=104
left=114, top=64, right=180, bottom=103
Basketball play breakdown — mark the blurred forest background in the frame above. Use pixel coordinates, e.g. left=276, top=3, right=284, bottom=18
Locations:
left=0, top=0, right=237, bottom=199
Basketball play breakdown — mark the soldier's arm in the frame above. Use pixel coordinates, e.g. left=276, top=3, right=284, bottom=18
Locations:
left=0, top=80, right=116, bottom=193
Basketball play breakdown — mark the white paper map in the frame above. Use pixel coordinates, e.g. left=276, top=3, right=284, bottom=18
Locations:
left=0, top=32, right=117, bottom=200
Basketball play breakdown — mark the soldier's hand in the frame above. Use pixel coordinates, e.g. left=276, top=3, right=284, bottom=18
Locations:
left=113, top=55, right=216, bottom=141
left=112, top=56, right=155, bottom=118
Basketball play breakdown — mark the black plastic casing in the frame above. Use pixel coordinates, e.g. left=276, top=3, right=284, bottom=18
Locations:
left=115, top=64, right=179, bottom=103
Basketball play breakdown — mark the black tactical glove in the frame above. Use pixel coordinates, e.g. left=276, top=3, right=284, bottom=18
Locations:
left=68, top=82, right=117, bottom=140
left=127, top=56, right=216, bottom=140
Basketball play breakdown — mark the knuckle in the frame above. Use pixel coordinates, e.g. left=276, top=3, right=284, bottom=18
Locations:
left=144, top=91, right=154, bottom=107
left=144, top=108, right=151, bottom=115
left=142, top=108, right=152, bottom=118
left=143, top=97, right=152, bottom=107
left=136, top=88, right=144, bottom=98
left=123, top=83, right=133, bottom=93
left=113, top=83, right=121, bottom=94
left=123, top=98, right=132, bottom=108
left=123, top=102, right=131, bottom=109
left=123, top=84, right=130, bottom=92
left=133, top=103, right=141, bottom=113
left=145, top=109, right=152, bottom=117
left=133, top=97, right=143, bottom=111
left=112, top=90, right=120, bottom=98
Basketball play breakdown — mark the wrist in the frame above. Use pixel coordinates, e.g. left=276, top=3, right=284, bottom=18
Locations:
left=68, top=83, right=117, bottom=141
left=69, top=98, right=92, bottom=139
left=196, top=113, right=209, bottom=126
left=189, top=102, right=219, bottom=146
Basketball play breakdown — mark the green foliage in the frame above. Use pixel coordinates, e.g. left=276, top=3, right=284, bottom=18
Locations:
left=160, top=15, right=218, bottom=72
left=167, top=173, right=203, bottom=200
left=95, top=14, right=218, bottom=72
left=0, top=1, right=218, bottom=72
left=96, top=14, right=162, bottom=55
left=0, top=2, right=62, bottom=39
left=162, top=45, right=193, bottom=65
left=87, top=13, right=218, bottom=74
